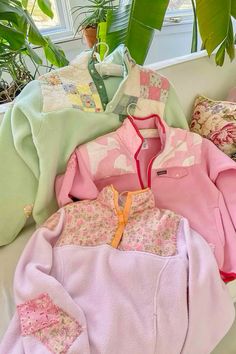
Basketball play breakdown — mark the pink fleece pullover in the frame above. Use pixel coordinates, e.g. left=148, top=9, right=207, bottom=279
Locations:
left=0, top=186, right=234, bottom=354
left=56, top=115, right=236, bottom=282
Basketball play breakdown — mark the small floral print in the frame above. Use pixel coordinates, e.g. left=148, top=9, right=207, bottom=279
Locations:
left=34, top=309, right=82, bottom=354
left=63, top=83, right=78, bottom=94
left=81, top=94, right=96, bottom=108
left=120, top=209, right=180, bottom=256
left=18, top=293, right=82, bottom=354
left=45, top=73, right=62, bottom=86
left=140, top=85, right=149, bottom=98
left=43, top=211, right=61, bottom=231
left=56, top=188, right=118, bottom=247
left=17, top=293, right=60, bottom=336
left=150, top=73, right=162, bottom=88
left=191, top=96, right=236, bottom=159
left=56, top=186, right=179, bottom=257
left=160, top=89, right=169, bottom=102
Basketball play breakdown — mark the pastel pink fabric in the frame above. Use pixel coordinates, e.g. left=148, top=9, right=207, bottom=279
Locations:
left=55, top=115, right=236, bottom=282
left=0, top=186, right=234, bottom=354
left=227, top=87, right=236, bottom=102
left=17, top=293, right=59, bottom=336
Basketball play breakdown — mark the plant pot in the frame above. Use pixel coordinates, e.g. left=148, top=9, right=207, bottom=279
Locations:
left=83, top=26, right=97, bottom=48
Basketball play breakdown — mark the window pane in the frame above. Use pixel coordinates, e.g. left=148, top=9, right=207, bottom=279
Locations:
left=28, top=0, right=60, bottom=30
left=167, top=0, right=192, bottom=11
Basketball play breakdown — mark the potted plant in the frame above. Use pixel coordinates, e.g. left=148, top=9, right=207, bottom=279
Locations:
left=73, top=0, right=117, bottom=48
left=0, top=0, right=68, bottom=106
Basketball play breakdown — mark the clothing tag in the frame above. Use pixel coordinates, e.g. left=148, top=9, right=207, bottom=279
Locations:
left=141, top=139, right=149, bottom=150
left=157, top=170, right=167, bottom=176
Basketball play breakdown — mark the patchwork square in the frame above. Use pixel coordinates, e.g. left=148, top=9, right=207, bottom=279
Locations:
left=140, top=71, right=150, bottom=85
left=149, top=86, right=161, bottom=100
left=150, top=73, right=162, bottom=88
left=39, top=70, right=104, bottom=113
left=139, top=68, right=170, bottom=103
left=62, top=83, right=78, bottom=95
left=81, top=94, right=96, bottom=109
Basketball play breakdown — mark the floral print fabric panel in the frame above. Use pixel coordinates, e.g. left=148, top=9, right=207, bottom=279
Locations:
left=120, top=209, right=180, bottom=257
left=56, top=186, right=179, bottom=257
left=190, top=95, right=236, bottom=161
left=43, top=211, right=61, bottom=231
left=56, top=199, right=118, bottom=248
left=17, top=293, right=82, bottom=353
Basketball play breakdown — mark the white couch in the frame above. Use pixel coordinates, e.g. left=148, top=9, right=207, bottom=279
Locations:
left=0, top=50, right=236, bottom=352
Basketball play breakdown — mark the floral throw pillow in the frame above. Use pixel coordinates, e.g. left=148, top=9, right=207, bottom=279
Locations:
left=190, top=95, right=236, bottom=161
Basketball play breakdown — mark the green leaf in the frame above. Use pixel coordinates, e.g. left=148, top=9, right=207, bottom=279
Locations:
left=106, top=0, right=170, bottom=65
left=215, top=42, right=226, bottom=66
left=37, top=0, right=54, bottom=19
left=191, top=0, right=198, bottom=52
left=0, top=24, right=25, bottom=49
left=132, top=0, right=170, bottom=30
left=43, top=37, right=69, bottom=67
left=225, top=18, right=235, bottom=61
left=24, top=9, right=47, bottom=46
left=196, top=0, right=231, bottom=56
left=22, top=0, right=29, bottom=8
left=231, top=0, right=236, bottom=18
left=0, top=2, right=24, bottom=26
left=24, top=42, right=42, bottom=65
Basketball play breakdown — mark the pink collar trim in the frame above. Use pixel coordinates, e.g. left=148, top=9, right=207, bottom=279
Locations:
left=116, top=114, right=168, bottom=158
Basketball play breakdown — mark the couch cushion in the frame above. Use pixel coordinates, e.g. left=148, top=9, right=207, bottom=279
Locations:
left=190, top=95, right=236, bottom=161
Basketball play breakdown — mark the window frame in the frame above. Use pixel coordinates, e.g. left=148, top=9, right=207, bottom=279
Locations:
left=38, top=0, right=193, bottom=42
left=39, top=0, right=75, bottom=42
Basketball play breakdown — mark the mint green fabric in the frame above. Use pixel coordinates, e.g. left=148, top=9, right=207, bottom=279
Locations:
left=164, top=85, right=188, bottom=130
left=0, top=46, right=188, bottom=245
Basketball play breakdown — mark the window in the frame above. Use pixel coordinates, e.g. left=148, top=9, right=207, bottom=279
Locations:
left=167, top=0, right=192, bottom=11
left=29, top=0, right=74, bottom=41
left=165, top=0, right=193, bottom=25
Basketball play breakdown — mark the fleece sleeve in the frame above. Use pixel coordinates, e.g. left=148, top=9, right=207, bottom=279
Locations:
left=0, top=209, right=90, bottom=354
left=56, top=149, right=99, bottom=207
left=205, top=139, right=236, bottom=280
left=0, top=81, right=43, bottom=246
left=164, top=84, right=189, bottom=130
left=181, top=218, right=235, bottom=354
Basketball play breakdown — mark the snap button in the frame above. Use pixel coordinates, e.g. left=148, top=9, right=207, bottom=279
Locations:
left=23, top=204, right=33, bottom=218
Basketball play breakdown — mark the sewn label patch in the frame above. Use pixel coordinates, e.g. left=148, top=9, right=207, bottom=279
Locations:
left=157, top=170, right=167, bottom=176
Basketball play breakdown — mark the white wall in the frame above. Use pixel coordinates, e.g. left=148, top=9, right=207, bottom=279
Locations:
left=56, top=21, right=195, bottom=65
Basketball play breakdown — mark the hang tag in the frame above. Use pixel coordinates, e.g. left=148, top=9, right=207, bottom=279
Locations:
left=141, top=139, right=149, bottom=150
